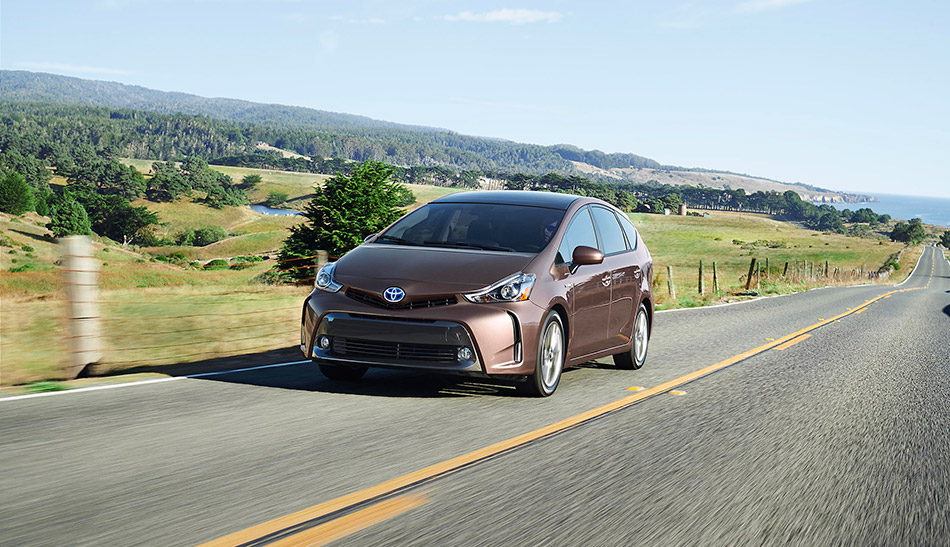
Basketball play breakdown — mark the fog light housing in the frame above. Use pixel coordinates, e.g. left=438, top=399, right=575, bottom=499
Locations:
left=457, top=347, right=473, bottom=361
left=318, top=335, right=331, bottom=350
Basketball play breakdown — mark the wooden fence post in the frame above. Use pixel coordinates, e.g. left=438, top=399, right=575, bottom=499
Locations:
left=61, top=236, right=101, bottom=379
left=667, top=266, right=676, bottom=299
left=825, top=260, right=829, bottom=279
left=713, top=261, right=720, bottom=295
left=698, top=260, right=705, bottom=295
left=745, top=258, right=757, bottom=291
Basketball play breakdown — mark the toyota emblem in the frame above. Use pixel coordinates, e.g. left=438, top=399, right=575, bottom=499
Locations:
left=383, top=287, right=406, bottom=303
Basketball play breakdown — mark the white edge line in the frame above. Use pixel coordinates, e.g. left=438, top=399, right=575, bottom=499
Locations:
left=896, top=245, right=927, bottom=286
left=0, top=360, right=312, bottom=403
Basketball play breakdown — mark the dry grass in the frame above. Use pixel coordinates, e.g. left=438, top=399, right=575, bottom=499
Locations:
left=1, top=284, right=310, bottom=386
left=630, top=211, right=911, bottom=308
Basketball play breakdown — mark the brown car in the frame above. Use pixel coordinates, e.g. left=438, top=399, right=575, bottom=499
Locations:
left=300, top=190, right=654, bottom=396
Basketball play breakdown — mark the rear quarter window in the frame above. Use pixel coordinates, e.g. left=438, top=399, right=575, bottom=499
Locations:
left=617, top=213, right=639, bottom=250
left=590, top=206, right=628, bottom=255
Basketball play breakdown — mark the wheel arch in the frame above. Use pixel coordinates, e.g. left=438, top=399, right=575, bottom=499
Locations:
left=640, top=296, right=653, bottom=338
left=550, top=302, right=570, bottom=347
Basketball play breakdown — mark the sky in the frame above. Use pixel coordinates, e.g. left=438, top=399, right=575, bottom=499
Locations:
left=2, top=0, right=949, bottom=198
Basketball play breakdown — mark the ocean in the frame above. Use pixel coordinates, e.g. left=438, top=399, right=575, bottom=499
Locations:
left=823, top=193, right=950, bottom=228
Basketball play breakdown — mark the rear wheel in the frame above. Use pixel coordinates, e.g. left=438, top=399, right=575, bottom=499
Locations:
left=613, top=303, right=649, bottom=370
left=318, top=362, right=368, bottom=381
left=517, top=311, right=565, bottom=397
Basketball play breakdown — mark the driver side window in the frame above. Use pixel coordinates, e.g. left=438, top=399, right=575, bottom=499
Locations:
left=556, top=207, right=598, bottom=264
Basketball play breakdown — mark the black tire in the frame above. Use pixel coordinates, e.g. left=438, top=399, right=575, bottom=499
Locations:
left=318, top=362, right=368, bottom=381
left=613, top=303, right=649, bottom=370
left=517, top=311, right=565, bottom=397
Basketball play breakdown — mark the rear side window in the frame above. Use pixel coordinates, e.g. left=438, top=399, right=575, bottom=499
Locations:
left=617, top=213, right=639, bottom=250
left=556, top=207, right=598, bottom=264
left=590, top=206, right=628, bottom=255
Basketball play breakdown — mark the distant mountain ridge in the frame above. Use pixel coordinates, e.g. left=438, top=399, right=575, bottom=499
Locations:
left=0, top=70, right=427, bottom=133
left=0, top=70, right=870, bottom=201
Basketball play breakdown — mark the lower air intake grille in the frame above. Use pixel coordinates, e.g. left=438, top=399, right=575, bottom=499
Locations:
left=331, top=337, right=458, bottom=363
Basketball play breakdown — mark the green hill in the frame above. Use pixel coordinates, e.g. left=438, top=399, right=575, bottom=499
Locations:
left=2, top=70, right=871, bottom=201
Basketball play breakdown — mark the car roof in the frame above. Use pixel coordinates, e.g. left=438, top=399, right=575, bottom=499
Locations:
left=431, top=190, right=583, bottom=210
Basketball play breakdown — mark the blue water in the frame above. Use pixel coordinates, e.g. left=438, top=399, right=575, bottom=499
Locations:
left=822, top=193, right=950, bottom=228
left=251, top=204, right=302, bottom=216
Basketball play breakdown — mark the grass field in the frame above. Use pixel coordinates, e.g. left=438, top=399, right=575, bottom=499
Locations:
left=121, top=158, right=330, bottom=205
left=120, top=158, right=461, bottom=209
left=629, top=211, right=914, bottom=308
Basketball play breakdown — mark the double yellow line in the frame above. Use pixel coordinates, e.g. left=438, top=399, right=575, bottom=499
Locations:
left=200, top=283, right=926, bottom=547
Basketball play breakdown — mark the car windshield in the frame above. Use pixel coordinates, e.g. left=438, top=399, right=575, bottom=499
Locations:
left=378, top=202, right=564, bottom=253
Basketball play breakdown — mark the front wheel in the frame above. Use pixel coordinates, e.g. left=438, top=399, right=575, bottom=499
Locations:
left=613, top=303, right=649, bottom=370
left=517, top=311, right=565, bottom=397
left=318, top=362, right=368, bottom=381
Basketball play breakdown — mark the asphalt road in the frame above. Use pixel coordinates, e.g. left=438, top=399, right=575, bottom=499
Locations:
left=2, top=247, right=947, bottom=546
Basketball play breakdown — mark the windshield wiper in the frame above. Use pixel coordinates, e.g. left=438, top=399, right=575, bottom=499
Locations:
left=423, top=240, right=513, bottom=252
left=375, top=235, right=420, bottom=246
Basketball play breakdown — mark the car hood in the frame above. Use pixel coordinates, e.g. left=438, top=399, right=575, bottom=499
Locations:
left=334, top=244, right=536, bottom=295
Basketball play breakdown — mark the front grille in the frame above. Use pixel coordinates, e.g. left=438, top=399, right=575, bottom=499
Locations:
left=345, top=288, right=458, bottom=311
left=332, top=337, right=458, bottom=363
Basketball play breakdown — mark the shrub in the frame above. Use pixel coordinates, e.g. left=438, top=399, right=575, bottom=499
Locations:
left=264, top=191, right=289, bottom=208
left=229, top=255, right=265, bottom=269
left=155, top=252, right=190, bottom=266
left=241, top=174, right=262, bottom=190
left=176, top=225, right=228, bottom=246
left=21, top=245, right=34, bottom=252
left=204, top=259, right=229, bottom=270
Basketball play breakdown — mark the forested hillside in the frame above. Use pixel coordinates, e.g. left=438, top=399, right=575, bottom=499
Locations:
left=2, top=70, right=875, bottom=202
left=0, top=70, right=749, bottom=176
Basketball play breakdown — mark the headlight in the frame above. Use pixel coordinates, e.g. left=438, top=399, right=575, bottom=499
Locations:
left=315, top=262, right=343, bottom=293
left=463, top=273, right=536, bottom=303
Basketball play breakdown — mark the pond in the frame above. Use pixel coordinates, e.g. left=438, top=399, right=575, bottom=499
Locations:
left=251, top=204, right=303, bottom=216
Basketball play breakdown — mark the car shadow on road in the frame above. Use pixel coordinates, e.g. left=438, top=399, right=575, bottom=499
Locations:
left=97, top=346, right=607, bottom=398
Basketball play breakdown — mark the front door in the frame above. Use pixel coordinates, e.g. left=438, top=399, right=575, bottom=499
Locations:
left=590, top=206, right=642, bottom=349
left=557, top=207, right=611, bottom=359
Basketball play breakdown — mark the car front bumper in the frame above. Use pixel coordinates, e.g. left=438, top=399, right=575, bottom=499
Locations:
left=300, top=289, right=545, bottom=376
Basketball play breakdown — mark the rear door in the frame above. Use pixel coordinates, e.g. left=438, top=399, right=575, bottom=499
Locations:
left=556, top=206, right=611, bottom=359
left=590, top=206, right=641, bottom=349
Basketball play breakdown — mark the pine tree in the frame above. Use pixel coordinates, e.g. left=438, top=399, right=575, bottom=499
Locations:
left=47, top=196, right=92, bottom=237
left=277, top=161, right=410, bottom=280
left=0, top=172, right=35, bottom=215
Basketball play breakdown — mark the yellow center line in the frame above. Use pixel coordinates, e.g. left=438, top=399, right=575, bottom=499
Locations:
left=266, top=495, right=428, bottom=547
left=197, top=284, right=925, bottom=547
left=773, top=334, right=811, bottom=351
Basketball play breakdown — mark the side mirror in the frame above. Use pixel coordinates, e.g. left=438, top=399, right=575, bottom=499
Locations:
left=363, top=233, right=378, bottom=243
left=572, top=245, right=603, bottom=266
